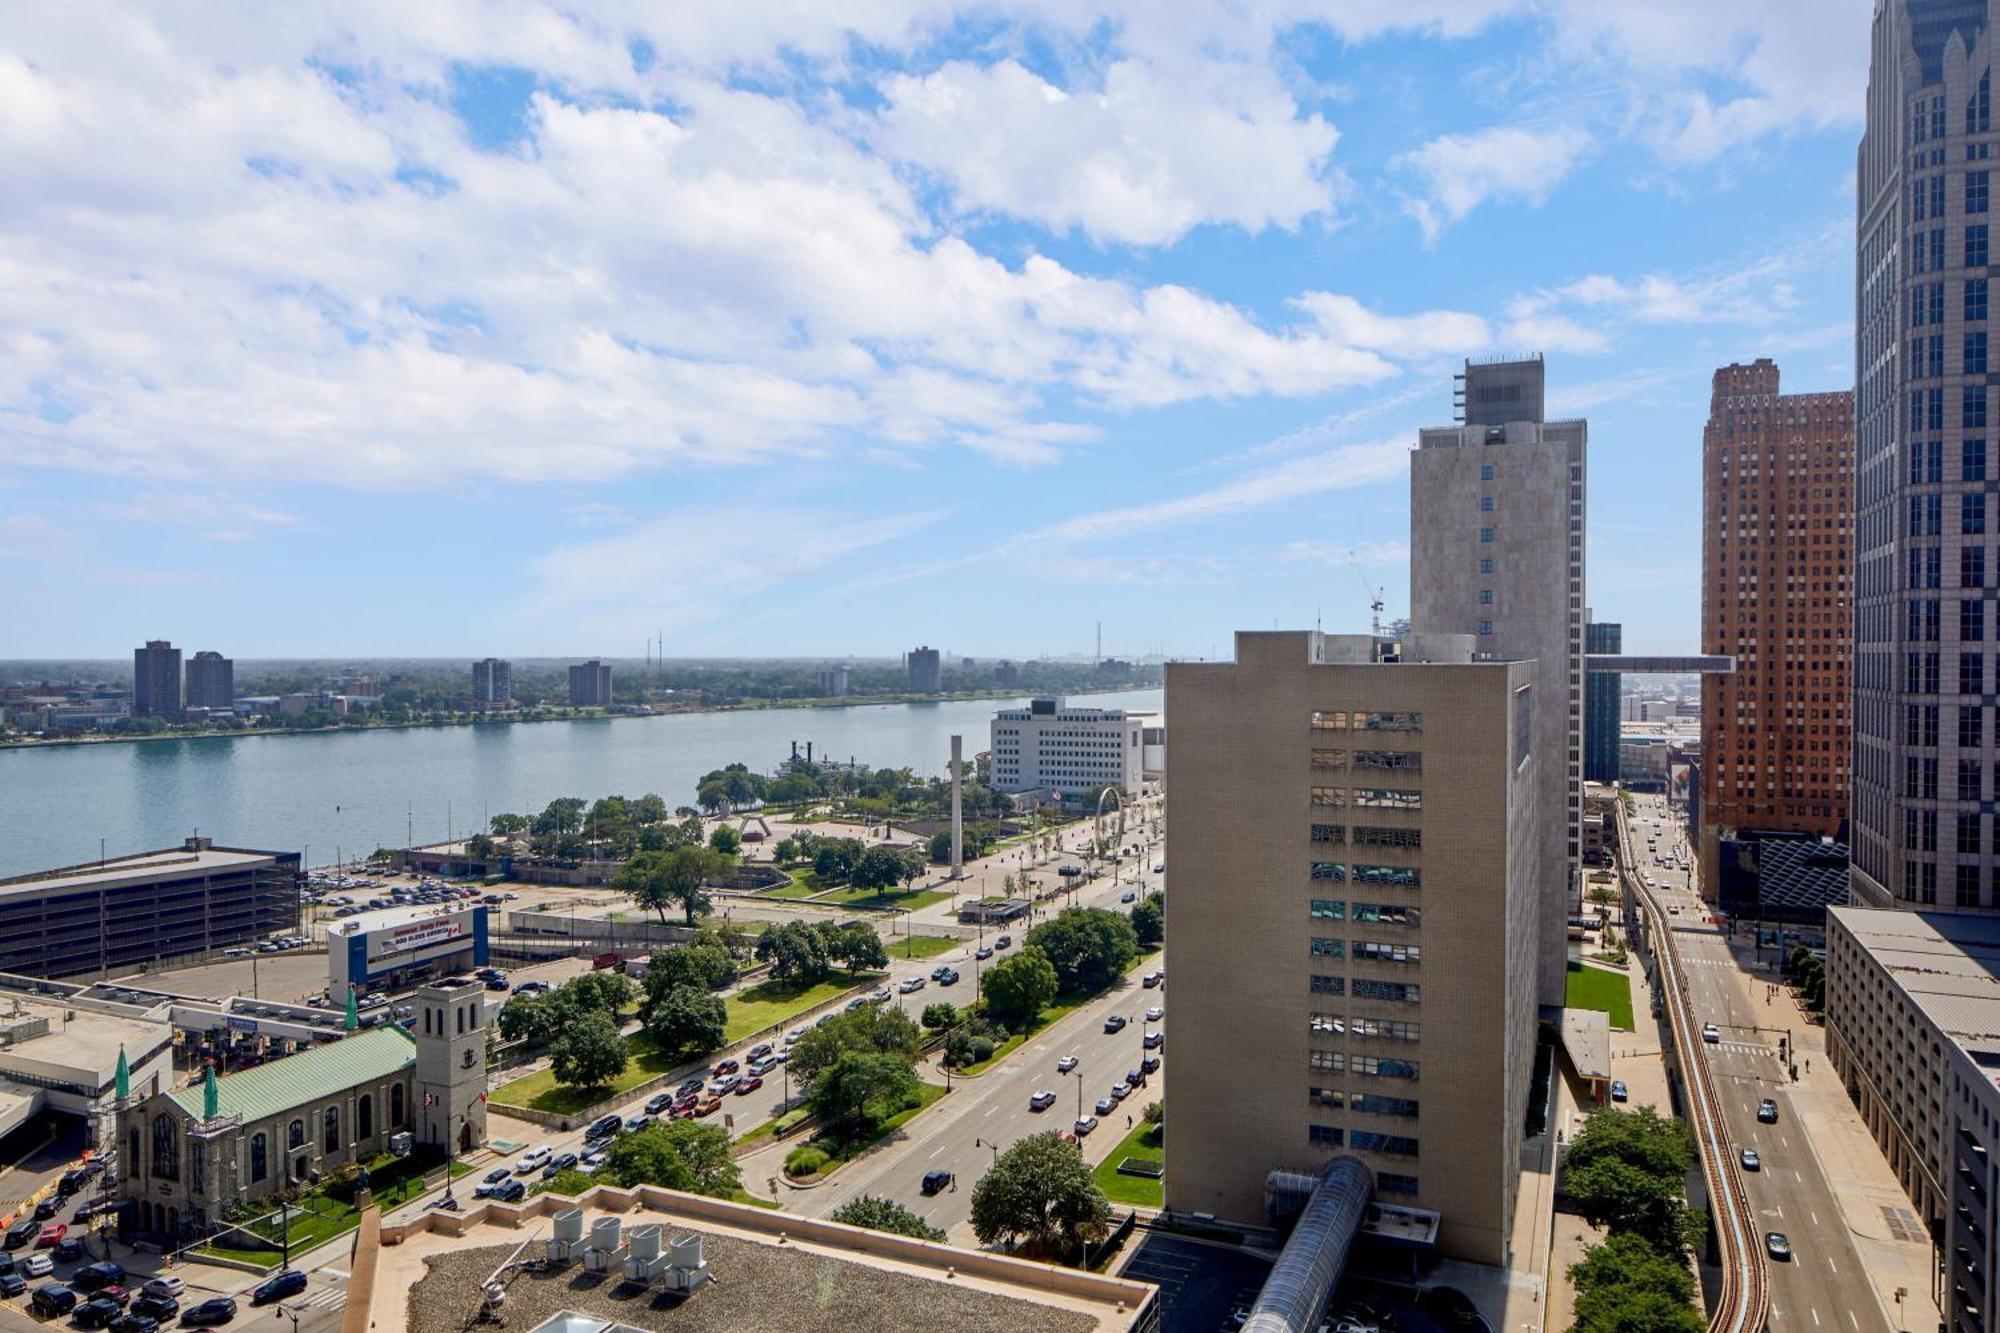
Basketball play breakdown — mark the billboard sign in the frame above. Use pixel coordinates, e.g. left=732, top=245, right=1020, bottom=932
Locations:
left=366, top=910, right=472, bottom=964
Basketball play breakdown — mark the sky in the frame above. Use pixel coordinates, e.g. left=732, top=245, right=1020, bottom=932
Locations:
left=0, top=1, right=1870, bottom=660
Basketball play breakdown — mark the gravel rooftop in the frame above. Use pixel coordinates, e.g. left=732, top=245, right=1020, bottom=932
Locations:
left=409, top=1233, right=1102, bottom=1333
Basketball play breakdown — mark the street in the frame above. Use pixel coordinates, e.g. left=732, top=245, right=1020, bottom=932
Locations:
left=1625, top=793, right=1886, bottom=1333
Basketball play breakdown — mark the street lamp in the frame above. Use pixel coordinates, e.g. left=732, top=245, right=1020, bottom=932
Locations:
left=973, top=1137, right=999, bottom=1169
left=273, top=1304, right=300, bottom=1333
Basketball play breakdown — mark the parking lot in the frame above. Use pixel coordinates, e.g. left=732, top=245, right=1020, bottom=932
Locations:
left=1118, top=1234, right=1271, bottom=1333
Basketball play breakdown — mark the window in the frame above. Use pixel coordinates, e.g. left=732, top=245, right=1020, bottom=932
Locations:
left=1961, top=815, right=1984, bottom=856
left=151, top=1114, right=179, bottom=1182
left=1352, top=1095, right=1421, bottom=1118
left=1353, top=1055, right=1420, bottom=1079
left=323, top=1105, right=341, bottom=1154
left=1479, top=589, right=1494, bottom=604
left=1353, top=940, right=1421, bottom=963
left=1960, top=757, right=1984, bottom=802
left=1478, top=620, right=1494, bottom=636
left=1972, top=277, right=1990, bottom=322
left=391, top=1084, right=406, bottom=1129
left=1967, top=439, right=1988, bottom=481
left=1353, top=979, right=1421, bottom=1002
left=1309, top=1050, right=1344, bottom=1072
left=1352, top=750, right=1421, bottom=771
left=1973, top=171, right=1991, bottom=214
left=1480, top=496, right=1494, bottom=512
left=1479, top=527, right=1494, bottom=543
left=1378, top=1173, right=1420, bottom=1196
left=1964, top=547, right=1987, bottom=589
left=1309, top=1125, right=1344, bottom=1148
left=127, top=1128, right=139, bottom=1180
left=1309, top=1013, right=1344, bottom=1034
left=1479, top=557, right=1493, bottom=574
left=1962, top=705, right=1986, bottom=750
left=1310, top=899, right=1346, bottom=920
left=1310, top=710, right=1348, bottom=730
left=1974, top=224, right=1992, bottom=269
left=1311, top=748, right=1348, bottom=769
left=1353, top=866, right=1421, bottom=889
left=1969, top=494, right=1989, bottom=535
left=358, top=1094, right=373, bottom=1142
left=1352, top=902, right=1421, bottom=926
left=249, top=1133, right=268, bottom=1184
left=1352, top=826, right=1421, bottom=848
left=1350, top=1130, right=1419, bottom=1157
left=1311, top=938, right=1345, bottom=958
left=1309, top=1087, right=1345, bottom=1109
left=1350, top=1017, right=1421, bottom=1042
left=1974, top=71, right=1992, bottom=134
left=1311, top=787, right=1345, bottom=808
left=1355, top=712, right=1421, bottom=731
left=1311, top=824, right=1343, bottom=844
left=1964, top=599, right=1987, bottom=643
left=1479, top=464, right=1494, bottom=481
left=288, top=1118, right=306, bottom=1150
left=1968, top=653, right=1989, bottom=694
left=1970, top=386, right=1990, bottom=430
left=1353, top=789, right=1421, bottom=810
left=1310, top=975, right=1345, bottom=996
left=1971, top=331, right=1990, bottom=375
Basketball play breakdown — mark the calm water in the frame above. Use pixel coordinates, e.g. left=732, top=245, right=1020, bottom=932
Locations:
left=0, top=690, right=1163, bottom=876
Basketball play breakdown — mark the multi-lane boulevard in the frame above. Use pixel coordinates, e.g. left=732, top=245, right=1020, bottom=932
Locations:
left=1624, top=793, right=1887, bottom=1333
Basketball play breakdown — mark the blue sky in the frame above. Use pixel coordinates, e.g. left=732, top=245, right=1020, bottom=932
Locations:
left=0, top=2, right=1867, bottom=659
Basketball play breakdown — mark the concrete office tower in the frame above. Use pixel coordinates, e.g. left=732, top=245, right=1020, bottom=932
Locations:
left=906, top=646, right=942, bottom=693
left=815, top=665, right=850, bottom=697
left=568, top=659, right=613, bottom=708
left=1583, top=621, right=1621, bottom=783
left=1854, top=2, right=2000, bottom=908
left=132, top=640, right=182, bottom=719
left=471, top=658, right=512, bottom=711
left=1411, top=355, right=1583, bottom=1007
left=184, top=650, right=234, bottom=712
left=949, top=734, right=965, bottom=878
left=1698, top=361, right=1853, bottom=890
left=1164, top=631, right=1540, bottom=1265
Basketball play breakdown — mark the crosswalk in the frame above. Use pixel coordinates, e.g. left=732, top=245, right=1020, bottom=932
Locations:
left=293, top=1286, right=346, bottom=1311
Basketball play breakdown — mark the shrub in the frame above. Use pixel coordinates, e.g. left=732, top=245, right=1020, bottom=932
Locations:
left=785, top=1145, right=829, bottom=1178
left=1143, top=1100, right=1164, bottom=1125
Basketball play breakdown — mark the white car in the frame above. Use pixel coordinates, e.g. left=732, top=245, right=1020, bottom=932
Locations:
left=1074, top=1116, right=1098, bottom=1136
left=1144, top=1006, right=1163, bottom=1022
left=514, top=1146, right=552, bottom=1175
left=1056, top=1055, right=1078, bottom=1073
left=784, top=1026, right=808, bottom=1045
left=898, top=977, right=926, bottom=994
left=142, top=1277, right=186, bottom=1300
left=1702, top=1024, right=1720, bottom=1044
left=21, top=1254, right=50, bottom=1278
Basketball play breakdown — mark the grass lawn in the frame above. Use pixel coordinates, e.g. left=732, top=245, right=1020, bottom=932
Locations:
left=763, top=871, right=829, bottom=900
left=819, top=885, right=952, bottom=911
left=957, top=992, right=1095, bottom=1076
left=725, top=973, right=881, bottom=1042
left=197, top=1154, right=470, bottom=1266
left=892, top=933, right=959, bottom=960
left=1092, top=1120, right=1164, bottom=1207
left=492, top=1029, right=688, bottom=1115
left=1565, top=962, right=1636, bottom=1031
left=785, top=1082, right=948, bottom=1179
left=733, top=1104, right=811, bottom=1149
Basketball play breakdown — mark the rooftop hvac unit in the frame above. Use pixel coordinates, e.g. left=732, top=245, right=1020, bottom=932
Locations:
left=660, top=1233, right=712, bottom=1295
left=546, top=1208, right=585, bottom=1264
left=582, top=1216, right=624, bottom=1274
left=552, top=1210, right=584, bottom=1243
left=623, top=1223, right=667, bottom=1282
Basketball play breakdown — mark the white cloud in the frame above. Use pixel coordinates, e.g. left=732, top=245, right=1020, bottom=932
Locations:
left=1276, top=537, right=1410, bottom=567
left=1392, top=123, right=1595, bottom=241
left=1293, top=294, right=1490, bottom=359
left=876, top=57, right=1340, bottom=246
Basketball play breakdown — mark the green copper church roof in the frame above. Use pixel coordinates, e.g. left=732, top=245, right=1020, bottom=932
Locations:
left=167, top=1027, right=416, bottom=1124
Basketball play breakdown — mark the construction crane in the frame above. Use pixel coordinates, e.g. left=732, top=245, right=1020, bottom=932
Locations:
left=1349, top=552, right=1385, bottom=642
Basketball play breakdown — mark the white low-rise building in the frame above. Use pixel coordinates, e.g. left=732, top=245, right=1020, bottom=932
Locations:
left=990, top=697, right=1153, bottom=802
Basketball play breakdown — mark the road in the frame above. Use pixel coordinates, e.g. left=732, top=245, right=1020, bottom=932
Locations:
left=1625, top=793, right=1885, bottom=1333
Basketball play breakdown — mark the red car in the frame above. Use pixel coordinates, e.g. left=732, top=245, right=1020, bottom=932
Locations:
left=35, top=1223, right=66, bottom=1247
left=711, top=1059, right=739, bottom=1077
left=674, top=1093, right=700, bottom=1112
left=734, top=1075, right=764, bottom=1096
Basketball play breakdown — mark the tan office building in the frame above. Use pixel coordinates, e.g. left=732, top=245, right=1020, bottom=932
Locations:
left=1164, top=630, right=1540, bottom=1266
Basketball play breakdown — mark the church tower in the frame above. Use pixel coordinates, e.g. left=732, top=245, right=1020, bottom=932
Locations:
left=413, top=976, right=488, bottom=1154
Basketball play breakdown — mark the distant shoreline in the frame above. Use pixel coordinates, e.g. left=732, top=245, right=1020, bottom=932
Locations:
left=0, top=685, right=1161, bottom=753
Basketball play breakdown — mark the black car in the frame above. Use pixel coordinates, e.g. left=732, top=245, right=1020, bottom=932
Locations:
left=0, top=1272, right=23, bottom=1297
left=588, top=1114, right=624, bottom=1140
left=936, top=968, right=959, bottom=986
left=921, top=1169, right=954, bottom=1195
left=52, top=1236, right=84, bottom=1262
left=250, top=1269, right=307, bottom=1305
left=542, top=1153, right=579, bottom=1179
left=492, top=1180, right=526, bottom=1203
left=643, top=1093, right=675, bottom=1117
left=129, top=1293, right=178, bottom=1321
left=108, top=1314, right=159, bottom=1333
left=30, top=1284, right=77, bottom=1317
left=4, top=1218, right=38, bottom=1250
left=179, top=1295, right=238, bottom=1326
left=73, top=1261, right=127, bottom=1293
left=74, top=1296, right=125, bottom=1329
left=32, top=1198, right=59, bottom=1220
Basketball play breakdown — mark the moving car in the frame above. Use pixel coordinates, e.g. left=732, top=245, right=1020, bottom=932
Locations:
left=784, top=1027, right=809, bottom=1045
left=1702, top=1024, right=1720, bottom=1043
left=735, top=1075, right=764, bottom=1095
left=588, top=1113, right=624, bottom=1140
left=936, top=968, right=959, bottom=986
left=1765, top=1232, right=1791, bottom=1261
left=679, top=1076, right=707, bottom=1096
left=644, top=1093, right=676, bottom=1117
left=1739, top=1147, right=1761, bottom=1171
left=541, top=1153, right=580, bottom=1178
left=474, top=1168, right=512, bottom=1195
left=1609, top=1080, right=1628, bottom=1102
left=975, top=946, right=993, bottom=960
left=1056, top=1055, right=1078, bottom=1073
left=995, top=935, right=1012, bottom=949
left=898, top=977, right=926, bottom=994
left=250, top=1270, right=308, bottom=1305
left=179, top=1295, right=239, bottom=1326
left=921, top=1169, right=954, bottom=1196
left=693, top=1094, right=722, bottom=1116
left=707, top=1074, right=739, bottom=1095
left=1144, top=1006, right=1163, bottom=1022
left=747, top=1057, right=777, bottom=1076
left=747, top=1043, right=773, bottom=1061
left=624, top=1114, right=656, bottom=1134
left=1757, top=1099, right=1780, bottom=1123
left=1029, top=1090, right=1057, bottom=1111
left=1103, top=1015, right=1127, bottom=1033
left=712, top=1059, right=740, bottom=1077
left=1141, top=971, right=1163, bottom=989
left=1119, top=892, right=1136, bottom=904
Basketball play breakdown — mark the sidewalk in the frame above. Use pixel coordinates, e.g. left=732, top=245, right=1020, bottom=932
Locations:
left=1715, top=930, right=1941, bottom=1333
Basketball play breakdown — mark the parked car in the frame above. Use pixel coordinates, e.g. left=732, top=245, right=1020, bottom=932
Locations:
left=1143, top=1031, right=1163, bottom=1049
left=35, top=1223, right=65, bottom=1247
left=1609, top=1080, right=1628, bottom=1102
left=139, top=1277, right=184, bottom=1301
left=1140, top=1054, right=1161, bottom=1074
left=129, top=1294, right=178, bottom=1321
left=0, top=1272, right=23, bottom=1298
left=1109, top=1083, right=1131, bottom=1102
left=178, top=1295, right=239, bottom=1326
left=921, top=1169, right=954, bottom=1196
left=4, top=1218, right=38, bottom=1249
left=21, top=1254, right=52, bottom=1278
left=30, top=1285, right=77, bottom=1318
left=1095, top=1096, right=1116, bottom=1116
left=250, top=1270, right=307, bottom=1306
left=1074, top=1116, right=1098, bottom=1136
left=32, top=1198, right=59, bottom=1221
left=1757, top=1099, right=1780, bottom=1123
left=1029, top=1090, right=1057, bottom=1111
left=51, top=1236, right=83, bottom=1263
left=72, top=1262, right=126, bottom=1293
left=73, top=1296, right=125, bottom=1329
left=1143, top=1006, right=1163, bottom=1023
left=1141, top=971, right=1162, bottom=988
left=735, top=1076, right=764, bottom=1096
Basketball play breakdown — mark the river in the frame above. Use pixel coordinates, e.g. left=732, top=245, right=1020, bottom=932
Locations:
left=0, top=689, right=1164, bottom=877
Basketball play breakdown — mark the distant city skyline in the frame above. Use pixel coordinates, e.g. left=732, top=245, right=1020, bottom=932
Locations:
left=1, top=7, right=1868, bottom=658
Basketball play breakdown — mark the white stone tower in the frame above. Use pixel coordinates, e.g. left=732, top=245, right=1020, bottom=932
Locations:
left=414, top=975, right=488, bottom=1155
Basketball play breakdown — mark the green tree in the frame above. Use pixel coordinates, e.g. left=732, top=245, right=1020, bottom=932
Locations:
left=604, top=1119, right=741, bottom=1198
left=790, top=1004, right=923, bottom=1083
left=812, top=838, right=864, bottom=883
left=1025, top=908, right=1139, bottom=995
left=642, top=939, right=737, bottom=997
left=982, top=946, right=1059, bottom=1025
left=830, top=1194, right=946, bottom=1241
left=710, top=824, right=742, bottom=855
left=828, top=922, right=889, bottom=973
left=549, top=1010, right=628, bottom=1092
left=615, top=846, right=726, bottom=926
left=1569, top=1233, right=1705, bottom=1333
left=560, top=969, right=635, bottom=1017
left=755, top=921, right=831, bottom=982
left=968, top=1131, right=1113, bottom=1259
left=1563, top=1106, right=1699, bottom=1255
left=807, top=1049, right=920, bottom=1135
left=851, top=845, right=908, bottom=891
left=641, top=983, right=727, bottom=1060
left=921, top=1002, right=959, bottom=1030
left=1130, top=892, right=1164, bottom=948
left=496, top=990, right=574, bottom=1046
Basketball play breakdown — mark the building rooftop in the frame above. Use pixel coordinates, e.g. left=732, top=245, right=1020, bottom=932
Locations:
left=0, top=841, right=282, bottom=899
left=1831, top=908, right=2000, bottom=1062
left=330, top=901, right=478, bottom=938
left=165, top=1026, right=415, bottom=1123
left=1559, top=1006, right=1612, bottom=1082
left=0, top=998, right=172, bottom=1081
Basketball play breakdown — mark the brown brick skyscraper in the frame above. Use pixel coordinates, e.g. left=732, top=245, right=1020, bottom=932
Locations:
left=1698, top=359, right=1852, bottom=891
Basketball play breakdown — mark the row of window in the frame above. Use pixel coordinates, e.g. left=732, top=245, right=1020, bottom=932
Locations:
left=1309, top=863, right=1421, bottom=887
left=1310, top=1088, right=1422, bottom=1118
left=1309, top=900, right=1421, bottom=926
left=1307, top=975, right=1423, bottom=1003
left=1311, top=711, right=1422, bottom=732
left=1310, top=824, right=1423, bottom=848
left=148, top=1086, right=404, bottom=1187
left=1307, top=1050, right=1419, bottom=1078
left=1308, top=1014, right=1421, bottom=1041
left=1307, top=1125, right=1420, bottom=1156
left=1312, top=788, right=1423, bottom=811
left=1310, top=749, right=1422, bottom=771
